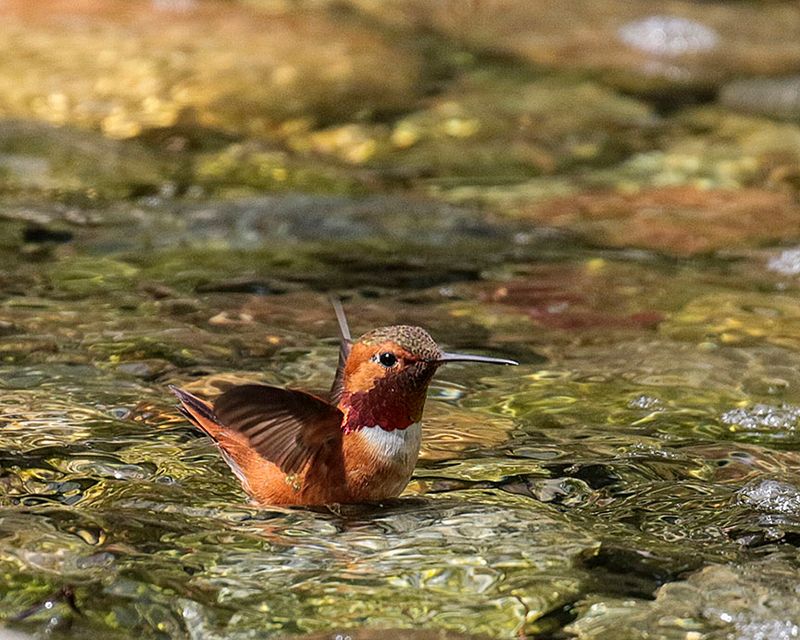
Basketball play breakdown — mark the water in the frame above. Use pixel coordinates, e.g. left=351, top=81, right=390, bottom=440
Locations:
left=3, top=1, right=800, bottom=638
left=2, top=196, right=800, bottom=639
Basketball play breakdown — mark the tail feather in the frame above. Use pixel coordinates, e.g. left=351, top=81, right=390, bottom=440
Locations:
left=169, top=385, right=220, bottom=437
left=169, top=385, right=253, bottom=492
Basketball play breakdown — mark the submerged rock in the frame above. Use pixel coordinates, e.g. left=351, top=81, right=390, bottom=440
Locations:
left=193, top=142, right=367, bottom=196
left=353, top=0, right=800, bottom=94
left=178, top=495, right=598, bottom=637
left=0, top=120, right=171, bottom=197
left=518, top=187, right=800, bottom=256
left=569, top=554, right=800, bottom=640
left=304, top=72, right=656, bottom=181
left=0, top=0, right=424, bottom=138
left=664, top=291, right=800, bottom=352
left=721, top=76, right=800, bottom=121
left=486, top=262, right=665, bottom=331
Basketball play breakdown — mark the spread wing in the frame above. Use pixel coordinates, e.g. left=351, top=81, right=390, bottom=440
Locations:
left=213, top=384, right=344, bottom=475
left=329, top=297, right=352, bottom=404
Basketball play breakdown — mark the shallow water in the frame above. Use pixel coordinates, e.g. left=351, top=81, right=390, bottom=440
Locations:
left=3, top=0, right=800, bottom=638
left=2, top=196, right=800, bottom=639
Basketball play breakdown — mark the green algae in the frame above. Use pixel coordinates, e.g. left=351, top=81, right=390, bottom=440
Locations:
left=194, top=144, right=367, bottom=196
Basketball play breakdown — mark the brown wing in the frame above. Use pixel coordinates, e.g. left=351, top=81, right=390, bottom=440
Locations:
left=329, top=297, right=352, bottom=404
left=213, top=384, right=344, bottom=475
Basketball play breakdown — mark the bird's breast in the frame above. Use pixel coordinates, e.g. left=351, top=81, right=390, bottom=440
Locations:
left=342, top=422, right=422, bottom=499
left=357, top=422, right=422, bottom=462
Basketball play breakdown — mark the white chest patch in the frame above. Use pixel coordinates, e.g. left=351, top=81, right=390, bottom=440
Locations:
left=360, top=422, right=422, bottom=462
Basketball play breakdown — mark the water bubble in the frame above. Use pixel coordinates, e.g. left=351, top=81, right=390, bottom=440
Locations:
left=628, top=395, right=662, bottom=410
left=767, top=248, right=800, bottom=276
left=721, top=403, right=800, bottom=431
left=730, top=617, right=800, bottom=640
left=618, top=16, right=719, bottom=58
left=738, top=479, right=800, bottom=514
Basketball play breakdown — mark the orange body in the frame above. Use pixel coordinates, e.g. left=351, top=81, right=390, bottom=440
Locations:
left=179, top=393, right=419, bottom=505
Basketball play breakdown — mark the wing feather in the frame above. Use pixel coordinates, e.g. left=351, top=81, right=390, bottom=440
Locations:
left=212, top=384, right=344, bottom=475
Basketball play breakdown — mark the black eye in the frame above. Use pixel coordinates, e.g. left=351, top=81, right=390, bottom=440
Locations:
left=378, top=352, right=397, bottom=367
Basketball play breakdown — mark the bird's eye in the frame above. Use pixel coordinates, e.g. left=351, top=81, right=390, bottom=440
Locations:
left=378, top=352, right=398, bottom=367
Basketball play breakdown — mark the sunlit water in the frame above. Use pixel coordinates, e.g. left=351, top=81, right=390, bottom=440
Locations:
left=3, top=198, right=800, bottom=640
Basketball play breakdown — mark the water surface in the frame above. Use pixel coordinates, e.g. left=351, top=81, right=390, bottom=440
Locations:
left=2, top=196, right=800, bottom=639
left=3, top=1, right=800, bottom=638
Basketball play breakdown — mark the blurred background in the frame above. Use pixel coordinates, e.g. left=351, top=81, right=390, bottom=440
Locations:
left=2, top=0, right=799, bottom=243
left=3, top=2, right=800, bottom=640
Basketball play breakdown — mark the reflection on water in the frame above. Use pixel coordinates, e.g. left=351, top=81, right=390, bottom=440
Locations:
left=3, top=205, right=800, bottom=638
left=2, top=0, right=800, bottom=635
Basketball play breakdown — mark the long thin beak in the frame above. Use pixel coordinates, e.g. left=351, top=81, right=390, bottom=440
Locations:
left=436, top=351, right=519, bottom=366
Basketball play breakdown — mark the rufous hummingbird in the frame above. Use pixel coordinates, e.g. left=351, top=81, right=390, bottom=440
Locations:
left=170, top=301, right=517, bottom=506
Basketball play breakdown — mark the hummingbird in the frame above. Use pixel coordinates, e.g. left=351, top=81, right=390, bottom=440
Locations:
left=170, top=301, right=517, bottom=506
